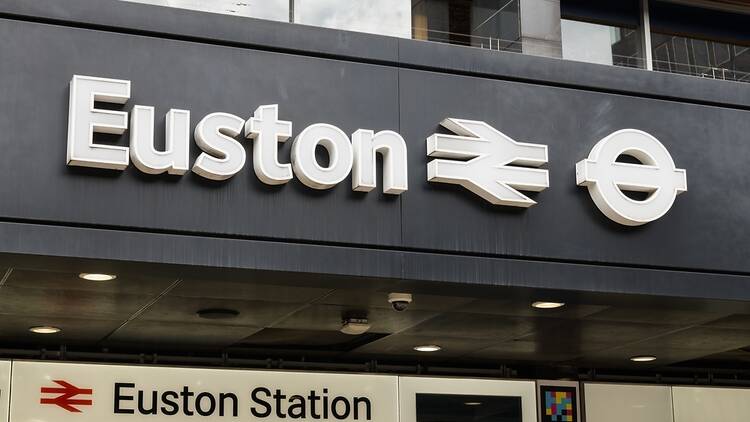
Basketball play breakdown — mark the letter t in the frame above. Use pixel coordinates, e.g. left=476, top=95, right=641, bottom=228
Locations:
left=244, top=104, right=293, bottom=185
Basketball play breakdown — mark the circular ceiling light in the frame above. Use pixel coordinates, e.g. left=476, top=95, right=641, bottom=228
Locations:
left=464, top=402, right=483, bottom=406
left=630, top=355, right=657, bottom=362
left=79, top=273, right=117, bottom=281
left=340, top=317, right=371, bottom=335
left=413, top=344, right=442, bottom=352
left=29, top=326, right=61, bottom=334
left=531, top=301, right=565, bottom=309
left=196, top=308, right=240, bottom=320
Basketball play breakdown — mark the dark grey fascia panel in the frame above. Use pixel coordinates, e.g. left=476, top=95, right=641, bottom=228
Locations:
left=1, top=18, right=749, bottom=274
left=396, top=68, right=750, bottom=274
left=3, top=0, right=750, bottom=109
left=2, top=221, right=750, bottom=303
left=0, top=18, right=402, bottom=247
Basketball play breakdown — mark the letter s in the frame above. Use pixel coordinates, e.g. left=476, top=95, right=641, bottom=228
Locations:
left=192, top=112, right=246, bottom=181
left=250, top=387, right=272, bottom=418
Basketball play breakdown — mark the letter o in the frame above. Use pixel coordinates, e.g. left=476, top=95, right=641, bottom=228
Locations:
left=292, top=123, right=353, bottom=190
left=195, top=393, right=216, bottom=416
left=331, top=397, right=351, bottom=420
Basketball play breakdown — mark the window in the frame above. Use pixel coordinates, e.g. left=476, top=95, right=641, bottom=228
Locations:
left=416, top=393, right=523, bottom=422
left=650, top=1, right=750, bottom=82
left=412, top=0, right=521, bottom=52
left=561, top=20, right=643, bottom=68
left=560, top=0, right=644, bottom=68
left=651, top=33, right=750, bottom=82
left=399, top=377, right=537, bottom=422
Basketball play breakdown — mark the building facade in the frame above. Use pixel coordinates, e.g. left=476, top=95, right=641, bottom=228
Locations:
left=1, top=0, right=750, bottom=420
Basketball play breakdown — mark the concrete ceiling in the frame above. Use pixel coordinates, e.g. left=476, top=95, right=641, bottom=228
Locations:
left=0, top=265, right=749, bottom=372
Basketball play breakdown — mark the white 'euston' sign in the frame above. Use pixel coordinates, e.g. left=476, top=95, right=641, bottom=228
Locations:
left=11, top=361, right=397, bottom=422
left=66, top=74, right=688, bottom=226
left=67, top=75, right=408, bottom=193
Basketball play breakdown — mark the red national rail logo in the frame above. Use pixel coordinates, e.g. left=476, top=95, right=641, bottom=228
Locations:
left=40, top=380, right=93, bottom=412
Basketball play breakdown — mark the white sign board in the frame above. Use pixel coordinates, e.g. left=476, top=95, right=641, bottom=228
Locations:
left=672, top=386, right=750, bottom=422
left=10, top=361, right=398, bottom=422
left=0, top=361, right=10, bottom=422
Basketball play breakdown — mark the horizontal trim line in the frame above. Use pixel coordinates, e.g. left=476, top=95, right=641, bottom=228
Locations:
left=0, top=215, right=746, bottom=279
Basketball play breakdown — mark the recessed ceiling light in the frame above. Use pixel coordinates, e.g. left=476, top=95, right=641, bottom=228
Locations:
left=79, top=273, right=116, bottom=281
left=630, top=355, right=657, bottom=362
left=531, top=301, right=565, bottom=309
left=413, top=344, right=442, bottom=352
left=196, top=308, right=240, bottom=320
left=340, top=317, right=371, bottom=335
left=29, top=326, right=61, bottom=334
left=464, top=402, right=482, bottom=406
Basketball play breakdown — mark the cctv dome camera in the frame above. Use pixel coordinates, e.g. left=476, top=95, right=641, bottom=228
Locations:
left=387, top=292, right=413, bottom=312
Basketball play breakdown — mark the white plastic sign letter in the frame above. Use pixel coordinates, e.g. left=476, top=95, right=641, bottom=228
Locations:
left=67, top=75, right=130, bottom=170
left=130, top=106, right=190, bottom=175
left=244, top=104, right=293, bottom=185
left=352, top=129, right=408, bottom=194
left=576, top=129, right=687, bottom=226
left=192, top=113, right=246, bottom=181
left=292, top=124, right=353, bottom=190
left=427, top=118, right=549, bottom=207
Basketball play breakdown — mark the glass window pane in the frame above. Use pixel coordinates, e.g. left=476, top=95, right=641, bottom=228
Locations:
left=411, top=0, right=520, bottom=52
left=561, top=20, right=614, bottom=66
left=611, top=27, right=643, bottom=68
left=561, top=19, right=643, bottom=68
left=651, top=32, right=750, bottom=83
left=650, top=1, right=750, bottom=83
left=671, top=36, right=691, bottom=75
left=416, top=393, right=522, bottom=422
left=651, top=32, right=673, bottom=73
left=561, top=0, right=641, bottom=28
left=471, top=0, right=520, bottom=50
left=123, top=0, right=289, bottom=21
left=734, top=47, right=750, bottom=82
left=294, top=0, right=412, bottom=38
left=690, top=39, right=710, bottom=71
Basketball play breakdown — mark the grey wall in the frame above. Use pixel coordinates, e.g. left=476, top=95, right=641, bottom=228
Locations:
left=0, top=19, right=401, bottom=246
left=1, top=0, right=750, bottom=300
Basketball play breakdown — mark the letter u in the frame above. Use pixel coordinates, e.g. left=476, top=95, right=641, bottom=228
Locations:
left=138, top=390, right=158, bottom=415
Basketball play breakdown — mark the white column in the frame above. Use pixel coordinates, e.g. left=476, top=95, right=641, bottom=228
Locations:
left=640, top=0, right=654, bottom=70
left=520, top=0, right=563, bottom=58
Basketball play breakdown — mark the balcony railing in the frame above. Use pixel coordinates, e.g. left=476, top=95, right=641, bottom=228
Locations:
left=653, top=60, right=750, bottom=83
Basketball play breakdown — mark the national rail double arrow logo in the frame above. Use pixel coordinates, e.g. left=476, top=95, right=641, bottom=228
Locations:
left=427, top=118, right=550, bottom=207
left=40, top=380, right=93, bottom=412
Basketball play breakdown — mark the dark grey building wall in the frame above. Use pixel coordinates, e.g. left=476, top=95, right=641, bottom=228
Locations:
left=1, top=0, right=749, bottom=300
left=0, top=19, right=401, bottom=246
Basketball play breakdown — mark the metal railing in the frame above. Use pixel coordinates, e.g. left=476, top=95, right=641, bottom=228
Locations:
left=413, top=28, right=522, bottom=53
left=652, top=59, right=750, bottom=83
left=412, top=28, right=562, bottom=57
left=418, top=30, right=750, bottom=84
